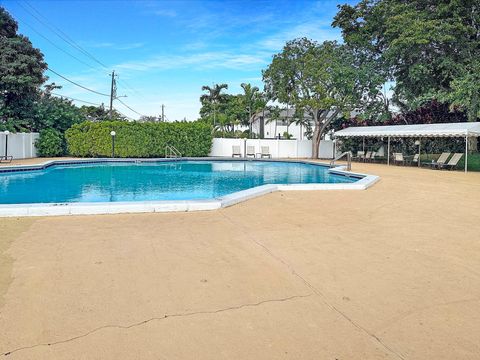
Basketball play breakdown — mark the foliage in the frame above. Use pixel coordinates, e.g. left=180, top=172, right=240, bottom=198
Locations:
left=200, top=83, right=228, bottom=121
left=139, top=115, right=159, bottom=122
left=36, top=128, right=65, bottom=157
left=33, top=93, right=84, bottom=132
left=333, top=0, right=480, bottom=118
left=65, top=121, right=213, bottom=158
left=0, top=7, right=47, bottom=131
left=263, top=38, right=384, bottom=158
left=79, top=104, right=126, bottom=122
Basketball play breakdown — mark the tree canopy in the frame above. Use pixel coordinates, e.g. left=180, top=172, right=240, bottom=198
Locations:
left=333, top=0, right=480, bottom=120
left=263, top=38, right=384, bottom=157
left=0, top=7, right=47, bottom=130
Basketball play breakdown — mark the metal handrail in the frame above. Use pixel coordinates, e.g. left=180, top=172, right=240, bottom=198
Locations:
left=330, top=151, right=352, bottom=171
left=165, top=145, right=182, bottom=159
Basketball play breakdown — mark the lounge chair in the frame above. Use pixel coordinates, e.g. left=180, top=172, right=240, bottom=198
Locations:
left=440, top=153, right=463, bottom=170
left=246, top=145, right=255, bottom=158
left=408, top=153, right=419, bottom=166
left=428, top=152, right=451, bottom=169
left=232, top=145, right=242, bottom=158
left=393, top=152, right=405, bottom=165
left=260, top=146, right=271, bottom=158
left=364, top=151, right=373, bottom=162
left=352, top=151, right=365, bottom=162
left=0, top=155, right=13, bottom=163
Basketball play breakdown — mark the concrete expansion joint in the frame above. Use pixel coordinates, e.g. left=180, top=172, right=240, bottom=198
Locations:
left=2, top=293, right=313, bottom=357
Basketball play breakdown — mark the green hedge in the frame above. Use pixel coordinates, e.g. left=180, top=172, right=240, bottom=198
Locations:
left=65, top=121, right=213, bottom=158
left=36, top=128, right=65, bottom=157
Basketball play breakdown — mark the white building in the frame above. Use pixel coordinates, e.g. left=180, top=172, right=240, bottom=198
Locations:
left=250, top=108, right=313, bottom=140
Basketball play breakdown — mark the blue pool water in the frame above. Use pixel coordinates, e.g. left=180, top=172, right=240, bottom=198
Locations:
left=0, top=160, right=357, bottom=204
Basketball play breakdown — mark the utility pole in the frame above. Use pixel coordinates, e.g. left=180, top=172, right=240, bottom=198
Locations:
left=161, top=104, right=165, bottom=122
left=109, top=70, right=117, bottom=119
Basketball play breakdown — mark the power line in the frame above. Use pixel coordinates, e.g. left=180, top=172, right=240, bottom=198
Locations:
left=16, top=17, right=101, bottom=72
left=117, top=79, right=146, bottom=99
left=18, top=1, right=151, bottom=110
left=113, top=107, right=134, bottom=120
left=47, top=68, right=110, bottom=97
left=116, top=98, right=145, bottom=117
left=18, top=1, right=109, bottom=70
left=50, top=93, right=103, bottom=106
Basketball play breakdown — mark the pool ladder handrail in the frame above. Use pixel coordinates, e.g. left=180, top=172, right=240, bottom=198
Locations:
left=330, top=151, right=352, bottom=171
left=165, top=145, right=182, bottom=160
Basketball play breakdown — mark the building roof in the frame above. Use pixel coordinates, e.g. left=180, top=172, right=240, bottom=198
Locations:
left=334, top=122, right=480, bottom=138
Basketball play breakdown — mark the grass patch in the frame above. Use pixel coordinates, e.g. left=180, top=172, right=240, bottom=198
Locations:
left=421, top=153, right=480, bottom=171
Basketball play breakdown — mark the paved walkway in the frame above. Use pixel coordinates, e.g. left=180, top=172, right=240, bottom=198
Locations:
left=1, top=159, right=480, bottom=359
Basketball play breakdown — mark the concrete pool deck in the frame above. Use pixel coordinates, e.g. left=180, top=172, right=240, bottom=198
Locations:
left=1, top=158, right=480, bottom=359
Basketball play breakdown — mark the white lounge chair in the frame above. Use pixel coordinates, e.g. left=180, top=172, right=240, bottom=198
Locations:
left=232, top=145, right=242, bottom=158
left=364, top=151, right=372, bottom=162
left=441, top=153, right=463, bottom=170
left=408, top=153, right=419, bottom=166
left=353, top=151, right=365, bottom=162
left=0, top=155, right=13, bottom=163
left=393, top=152, right=405, bottom=165
left=260, top=146, right=271, bottom=158
left=430, top=152, right=451, bottom=169
left=246, top=145, right=255, bottom=158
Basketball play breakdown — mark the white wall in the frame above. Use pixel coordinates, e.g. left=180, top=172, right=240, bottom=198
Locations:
left=210, top=138, right=335, bottom=159
left=0, top=132, right=39, bottom=159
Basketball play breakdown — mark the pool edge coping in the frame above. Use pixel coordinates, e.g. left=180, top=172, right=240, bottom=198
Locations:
left=0, top=158, right=379, bottom=217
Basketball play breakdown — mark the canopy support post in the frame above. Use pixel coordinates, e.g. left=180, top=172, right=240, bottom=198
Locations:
left=362, top=137, right=365, bottom=162
left=465, top=134, right=468, bottom=173
left=387, top=137, right=390, bottom=166
left=418, top=138, right=421, bottom=167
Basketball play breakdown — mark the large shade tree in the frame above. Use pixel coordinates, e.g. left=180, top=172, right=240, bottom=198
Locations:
left=333, top=0, right=480, bottom=120
left=263, top=38, right=384, bottom=158
left=0, top=7, right=47, bottom=130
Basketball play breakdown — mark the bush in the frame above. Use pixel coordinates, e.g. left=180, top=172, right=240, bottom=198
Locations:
left=65, top=121, right=213, bottom=158
left=36, top=128, right=65, bottom=157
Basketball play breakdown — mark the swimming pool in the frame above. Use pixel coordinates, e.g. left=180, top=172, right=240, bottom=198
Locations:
left=0, top=159, right=378, bottom=216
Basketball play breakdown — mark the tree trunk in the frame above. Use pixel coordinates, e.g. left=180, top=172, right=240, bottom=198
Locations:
left=312, top=124, right=321, bottom=158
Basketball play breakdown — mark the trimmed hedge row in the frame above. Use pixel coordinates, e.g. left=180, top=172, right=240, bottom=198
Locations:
left=65, top=121, right=213, bottom=157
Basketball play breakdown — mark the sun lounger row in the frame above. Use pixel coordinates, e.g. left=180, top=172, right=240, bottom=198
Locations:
left=353, top=150, right=463, bottom=170
left=394, top=151, right=463, bottom=169
left=232, top=145, right=271, bottom=158
left=352, top=151, right=380, bottom=162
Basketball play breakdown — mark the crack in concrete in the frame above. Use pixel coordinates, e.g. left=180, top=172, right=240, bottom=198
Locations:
left=2, top=293, right=312, bottom=357
left=219, top=210, right=406, bottom=360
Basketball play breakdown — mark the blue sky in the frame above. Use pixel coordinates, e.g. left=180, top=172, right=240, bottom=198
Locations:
left=3, top=0, right=351, bottom=120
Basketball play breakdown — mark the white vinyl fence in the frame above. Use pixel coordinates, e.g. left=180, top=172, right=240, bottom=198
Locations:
left=0, top=132, right=39, bottom=159
left=209, top=138, right=335, bottom=159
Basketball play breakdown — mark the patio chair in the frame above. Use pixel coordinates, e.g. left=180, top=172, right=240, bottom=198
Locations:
left=353, top=151, right=365, bottom=162
left=429, top=152, right=451, bottom=169
left=369, top=151, right=378, bottom=163
left=0, top=155, right=13, bottom=163
left=246, top=145, right=256, bottom=158
left=260, top=146, right=271, bottom=158
left=440, top=153, right=463, bottom=170
left=393, top=152, right=405, bottom=165
left=363, top=151, right=372, bottom=162
left=408, top=153, right=419, bottom=166
left=232, top=145, right=242, bottom=158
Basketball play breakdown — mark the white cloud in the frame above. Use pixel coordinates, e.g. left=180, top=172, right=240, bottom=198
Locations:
left=115, top=51, right=268, bottom=73
left=258, top=21, right=342, bottom=51
left=82, top=41, right=145, bottom=50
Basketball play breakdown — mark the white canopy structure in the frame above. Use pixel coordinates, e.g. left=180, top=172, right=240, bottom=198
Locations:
left=333, top=122, right=480, bottom=172
left=334, top=122, right=480, bottom=138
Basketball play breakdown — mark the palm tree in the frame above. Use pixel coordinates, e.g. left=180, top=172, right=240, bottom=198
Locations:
left=241, top=83, right=261, bottom=137
left=200, top=83, right=228, bottom=126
